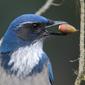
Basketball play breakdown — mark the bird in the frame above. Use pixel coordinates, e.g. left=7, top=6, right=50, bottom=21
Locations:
left=0, top=14, right=77, bottom=85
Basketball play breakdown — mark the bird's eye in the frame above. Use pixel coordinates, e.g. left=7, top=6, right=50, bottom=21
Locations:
left=30, top=23, right=46, bottom=33
left=31, top=23, right=44, bottom=30
left=32, top=23, right=39, bottom=28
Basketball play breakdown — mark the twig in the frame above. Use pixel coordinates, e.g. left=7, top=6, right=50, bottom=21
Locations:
left=35, top=0, right=64, bottom=15
left=69, top=58, right=79, bottom=63
left=35, top=0, right=54, bottom=15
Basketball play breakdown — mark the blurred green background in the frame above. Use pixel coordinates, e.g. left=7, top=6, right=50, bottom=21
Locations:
left=0, top=0, right=80, bottom=85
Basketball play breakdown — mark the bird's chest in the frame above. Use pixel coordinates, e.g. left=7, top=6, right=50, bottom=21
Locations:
left=0, top=63, right=50, bottom=85
left=0, top=44, right=48, bottom=78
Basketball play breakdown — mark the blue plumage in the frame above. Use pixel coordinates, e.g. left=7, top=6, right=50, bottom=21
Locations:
left=0, top=12, right=76, bottom=85
left=0, top=14, right=55, bottom=85
left=0, top=14, right=49, bottom=52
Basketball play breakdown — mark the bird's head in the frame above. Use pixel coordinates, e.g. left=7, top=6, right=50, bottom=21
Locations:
left=0, top=14, right=77, bottom=52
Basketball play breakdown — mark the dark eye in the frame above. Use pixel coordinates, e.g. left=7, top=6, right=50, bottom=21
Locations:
left=31, top=23, right=44, bottom=30
left=30, top=23, right=46, bottom=33
left=32, top=23, right=39, bottom=28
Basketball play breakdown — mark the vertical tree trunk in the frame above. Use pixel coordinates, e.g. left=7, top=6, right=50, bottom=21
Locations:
left=75, top=0, right=85, bottom=85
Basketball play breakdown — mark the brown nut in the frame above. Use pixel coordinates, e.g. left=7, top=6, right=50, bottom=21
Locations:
left=58, top=24, right=78, bottom=33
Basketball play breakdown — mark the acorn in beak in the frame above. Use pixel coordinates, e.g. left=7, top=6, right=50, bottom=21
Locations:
left=46, top=21, right=78, bottom=36
left=58, top=23, right=78, bottom=33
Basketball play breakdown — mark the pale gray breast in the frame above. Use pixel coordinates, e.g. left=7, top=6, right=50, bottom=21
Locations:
left=0, top=39, right=51, bottom=85
left=0, top=60, right=51, bottom=85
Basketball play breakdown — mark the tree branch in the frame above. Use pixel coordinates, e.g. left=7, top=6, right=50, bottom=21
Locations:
left=75, top=0, right=85, bottom=85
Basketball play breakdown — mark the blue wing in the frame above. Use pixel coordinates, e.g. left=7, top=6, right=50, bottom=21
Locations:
left=48, top=60, right=54, bottom=85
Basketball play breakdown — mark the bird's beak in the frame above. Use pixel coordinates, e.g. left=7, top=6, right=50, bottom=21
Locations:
left=45, top=21, right=78, bottom=36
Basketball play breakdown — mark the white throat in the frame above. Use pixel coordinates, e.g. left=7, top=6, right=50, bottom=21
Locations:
left=8, top=40, right=44, bottom=77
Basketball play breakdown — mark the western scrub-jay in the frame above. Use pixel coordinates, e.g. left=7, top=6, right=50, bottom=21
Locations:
left=0, top=14, right=77, bottom=85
